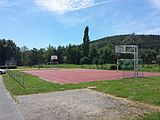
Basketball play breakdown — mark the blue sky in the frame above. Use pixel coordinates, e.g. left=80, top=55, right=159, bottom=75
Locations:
left=0, top=0, right=160, bottom=49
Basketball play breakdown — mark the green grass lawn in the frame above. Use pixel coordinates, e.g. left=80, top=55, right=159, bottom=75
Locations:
left=143, top=64, right=160, bottom=72
left=3, top=73, right=160, bottom=105
left=17, top=64, right=114, bottom=70
left=138, top=112, right=160, bottom=120
left=18, top=64, right=160, bottom=72
left=35, top=64, right=113, bottom=70
left=2, top=72, right=160, bottom=120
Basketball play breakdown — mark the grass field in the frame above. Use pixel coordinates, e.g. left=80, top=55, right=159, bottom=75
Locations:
left=36, top=64, right=113, bottom=70
left=18, top=64, right=160, bottom=72
left=2, top=70, right=160, bottom=120
left=143, top=64, right=160, bottom=72
left=3, top=72, right=160, bottom=105
left=138, top=112, right=160, bottom=120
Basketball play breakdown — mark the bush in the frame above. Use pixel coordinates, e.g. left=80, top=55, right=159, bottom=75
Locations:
left=80, top=57, right=90, bottom=65
left=110, top=65, right=117, bottom=70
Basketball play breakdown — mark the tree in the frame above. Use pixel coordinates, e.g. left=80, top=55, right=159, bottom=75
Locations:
left=66, top=44, right=81, bottom=64
left=30, top=48, right=39, bottom=66
left=92, top=57, right=98, bottom=64
left=80, top=57, right=90, bottom=65
left=20, top=46, right=29, bottom=66
left=0, top=39, right=20, bottom=66
left=104, top=46, right=116, bottom=64
left=45, top=45, right=57, bottom=64
left=82, top=26, right=90, bottom=57
left=91, top=57, right=99, bottom=68
left=38, top=48, right=46, bottom=64
left=89, top=46, right=98, bottom=63
left=57, top=46, right=66, bottom=64
left=15, top=47, right=22, bottom=66
left=98, top=54, right=105, bottom=69
left=156, top=55, right=160, bottom=71
left=140, top=49, right=157, bottom=66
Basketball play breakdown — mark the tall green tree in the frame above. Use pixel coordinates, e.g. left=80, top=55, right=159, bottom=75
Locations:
left=57, top=46, right=66, bottom=64
left=38, top=48, right=46, bottom=64
left=66, top=44, right=81, bottom=64
left=30, top=48, right=39, bottom=66
left=0, top=39, right=20, bottom=65
left=20, top=46, right=29, bottom=66
left=89, top=46, right=98, bottom=63
left=82, top=26, right=90, bottom=57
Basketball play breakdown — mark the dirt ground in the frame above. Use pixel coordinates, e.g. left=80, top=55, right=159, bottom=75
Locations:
left=16, top=89, right=156, bottom=120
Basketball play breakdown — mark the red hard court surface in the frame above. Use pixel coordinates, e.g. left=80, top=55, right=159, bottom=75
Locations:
left=23, top=69, right=160, bottom=84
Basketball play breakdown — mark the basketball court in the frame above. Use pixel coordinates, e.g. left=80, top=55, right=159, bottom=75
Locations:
left=23, top=69, right=160, bottom=84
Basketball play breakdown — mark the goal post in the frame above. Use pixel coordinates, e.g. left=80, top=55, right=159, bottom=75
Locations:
left=115, top=45, right=144, bottom=78
left=117, top=59, right=144, bottom=78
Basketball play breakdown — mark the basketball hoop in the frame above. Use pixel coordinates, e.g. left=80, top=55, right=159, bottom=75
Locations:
left=50, top=55, right=58, bottom=64
left=51, top=55, right=58, bottom=61
left=115, top=45, right=143, bottom=78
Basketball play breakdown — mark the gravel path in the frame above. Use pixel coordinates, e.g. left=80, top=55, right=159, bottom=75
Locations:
left=17, top=89, right=155, bottom=120
left=0, top=76, right=24, bottom=120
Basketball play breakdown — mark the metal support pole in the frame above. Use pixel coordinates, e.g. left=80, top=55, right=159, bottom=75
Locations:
left=117, top=60, right=119, bottom=78
left=134, top=46, right=138, bottom=78
left=123, top=60, right=124, bottom=78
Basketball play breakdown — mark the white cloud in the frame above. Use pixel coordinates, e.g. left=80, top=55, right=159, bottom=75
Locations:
left=35, top=0, right=106, bottom=14
left=150, top=0, right=160, bottom=8
left=110, top=9, right=160, bottom=35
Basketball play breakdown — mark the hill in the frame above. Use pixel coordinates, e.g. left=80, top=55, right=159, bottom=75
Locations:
left=90, top=34, right=160, bottom=52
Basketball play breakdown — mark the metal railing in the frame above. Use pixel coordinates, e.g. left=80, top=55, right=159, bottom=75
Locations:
left=7, top=70, right=25, bottom=88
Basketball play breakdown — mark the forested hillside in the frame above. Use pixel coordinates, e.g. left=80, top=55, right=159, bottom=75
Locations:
left=91, top=34, right=160, bottom=52
left=0, top=34, right=160, bottom=67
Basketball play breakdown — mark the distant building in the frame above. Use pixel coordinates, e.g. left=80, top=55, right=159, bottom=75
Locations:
left=5, top=58, right=17, bottom=69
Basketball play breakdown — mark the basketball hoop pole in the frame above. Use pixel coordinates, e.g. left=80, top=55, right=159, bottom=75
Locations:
left=134, top=46, right=139, bottom=77
left=116, top=60, right=119, bottom=78
left=115, top=45, right=140, bottom=78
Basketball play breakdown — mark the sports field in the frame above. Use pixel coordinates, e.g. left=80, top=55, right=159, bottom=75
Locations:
left=23, top=69, right=160, bottom=84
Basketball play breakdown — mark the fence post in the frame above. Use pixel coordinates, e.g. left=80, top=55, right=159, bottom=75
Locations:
left=7, top=70, right=25, bottom=89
